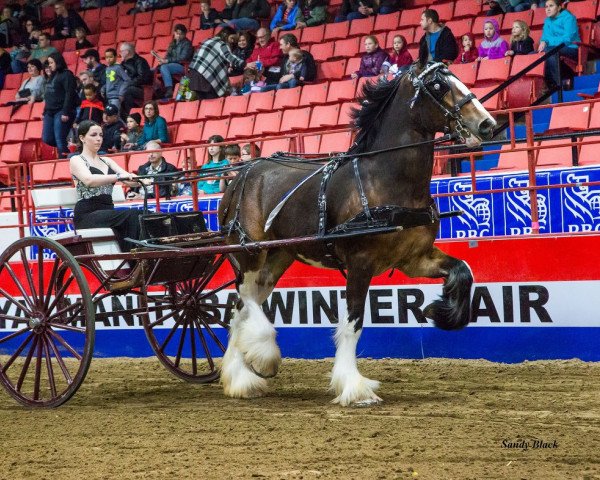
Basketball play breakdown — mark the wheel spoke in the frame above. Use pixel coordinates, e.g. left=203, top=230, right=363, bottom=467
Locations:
left=42, top=335, right=57, bottom=398
left=193, top=255, right=227, bottom=298
left=0, top=287, right=33, bottom=316
left=43, top=258, right=60, bottom=311
left=148, top=307, right=179, bottom=328
left=197, top=279, right=237, bottom=301
left=47, top=329, right=82, bottom=360
left=37, top=251, right=44, bottom=307
left=1, top=332, right=33, bottom=373
left=159, top=317, right=182, bottom=353
left=16, top=335, right=39, bottom=392
left=0, top=313, right=33, bottom=323
left=197, top=306, right=230, bottom=329
left=2, top=263, right=37, bottom=313
left=193, top=317, right=215, bottom=370
left=198, top=313, right=227, bottom=353
left=173, top=317, right=189, bottom=368
left=0, top=327, right=30, bottom=345
left=47, top=322, right=86, bottom=333
left=46, top=273, right=75, bottom=316
left=46, top=334, right=73, bottom=384
left=19, top=248, right=39, bottom=306
left=47, top=300, right=84, bottom=324
left=189, top=315, right=197, bottom=375
left=33, top=339, right=43, bottom=400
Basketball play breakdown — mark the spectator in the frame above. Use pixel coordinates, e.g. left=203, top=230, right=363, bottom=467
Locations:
left=458, top=33, right=478, bottom=64
left=74, top=83, right=104, bottom=128
left=240, top=143, right=260, bottom=160
left=0, top=40, right=10, bottom=89
left=197, top=135, right=229, bottom=195
left=81, top=49, right=106, bottom=89
left=77, top=70, right=99, bottom=103
left=477, top=19, right=509, bottom=60
left=379, top=0, right=400, bottom=15
left=486, top=0, right=537, bottom=16
left=100, top=104, right=126, bottom=152
left=200, top=0, right=222, bottom=29
left=225, top=0, right=270, bottom=32
left=128, top=0, right=171, bottom=15
left=80, top=0, right=100, bottom=10
left=74, top=26, right=93, bottom=50
left=335, top=0, right=378, bottom=23
left=188, top=28, right=245, bottom=99
left=52, top=1, right=89, bottom=40
left=351, top=35, right=389, bottom=79
left=220, top=0, right=236, bottom=21
left=20, top=18, right=40, bottom=51
left=261, top=48, right=305, bottom=91
left=231, top=31, right=254, bottom=75
left=138, top=100, right=169, bottom=147
left=270, top=0, right=305, bottom=36
left=4, top=59, right=44, bottom=110
left=266, top=33, right=316, bottom=84
left=506, top=20, right=534, bottom=57
left=119, top=42, right=153, bottom=118
left=11, top=31, right=56, bottom=73
left=120, top=112, right=143, bottom=151
left=225, top=30, right=239, bottom=51
left=101, top=47, right=130, bottom=113
left=0, top=5, right=21, bottom=47
left=239, top=66, right=265, bottom=93
left=131, top=141, right=179, bottom=199
left=418, top=9, right=458, bottom=64
left=296, top=0, right=327, bottom=28
left=382, top=34, right=413, bottom=75
left=538, top=0, right=579, bottom=89
left=154, top=24, right=193, bottom=100
left=246, top=28, right=282, bottom=73
left=220, top=143, right=241, bottom=190
left=42, top=52, right=78, bottom=158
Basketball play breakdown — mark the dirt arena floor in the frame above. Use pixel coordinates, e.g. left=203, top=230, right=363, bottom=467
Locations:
left=0, top=357, right=599, bottom=480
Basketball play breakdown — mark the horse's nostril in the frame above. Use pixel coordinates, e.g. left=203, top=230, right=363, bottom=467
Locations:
left=479, top=119, right=495, bottom=138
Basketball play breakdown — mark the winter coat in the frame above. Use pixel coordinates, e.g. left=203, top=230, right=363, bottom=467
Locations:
left=541, top=9, right=580, bottom=50
left=247, top=38, right=282, bottom=69
left=102, top=64, right=130, bottom=100
left=418, top=26, right=459, bottom=63
left=75, top=98, right=104, bottom=125
left=270, top=3, right=304, bottom=31
left=165, top=38, right=194, bottom=64
left=43, top=70, right=78, bottom=116
left=355, top=47, right=389, bottom=78
left=121, top=54, right=153, bottom=87
left=138, top=116, right=169, bottom=146
left=232, top=0, right=270, bottom=19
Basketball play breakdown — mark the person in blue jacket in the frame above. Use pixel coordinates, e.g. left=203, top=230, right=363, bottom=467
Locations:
left=538, top=0, right=580, bottom=89
left=270, top=0, right=305, bottom=37
left=138, top=100, right=169, bottom=147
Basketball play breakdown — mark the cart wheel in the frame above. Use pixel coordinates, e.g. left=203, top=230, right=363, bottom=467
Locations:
left=0, top=237, right=95, bottom=407
left=141, top=254, right=236, bottom=383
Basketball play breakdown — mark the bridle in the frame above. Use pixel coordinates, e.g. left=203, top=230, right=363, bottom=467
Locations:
left=408, top=62, right=478, bottom=143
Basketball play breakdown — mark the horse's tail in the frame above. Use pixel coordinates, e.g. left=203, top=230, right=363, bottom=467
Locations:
left=423, top=259, right=472, bottom=330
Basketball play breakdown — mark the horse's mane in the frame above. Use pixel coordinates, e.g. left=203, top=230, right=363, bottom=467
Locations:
left=350, top=74, right=405, bottom=154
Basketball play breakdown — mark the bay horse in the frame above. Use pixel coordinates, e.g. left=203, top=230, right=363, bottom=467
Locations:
left=217, top=58, right=496, bottom=406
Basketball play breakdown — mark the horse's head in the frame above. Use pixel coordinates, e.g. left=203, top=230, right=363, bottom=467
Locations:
left=409, top=59, right=496, bottom=148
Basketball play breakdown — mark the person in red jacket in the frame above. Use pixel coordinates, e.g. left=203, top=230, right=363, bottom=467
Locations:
left=383, top=34, right=413, bottom=75
left=246, top=28, right=282, bottom=75
left=73, top=83, right=104, bottom=129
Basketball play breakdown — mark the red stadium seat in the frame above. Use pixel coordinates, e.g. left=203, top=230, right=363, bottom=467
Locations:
left=172, top=4, right=191, bottom=18
left=3, top=73, right=23, bottom=90
left=400, top=7, right=425, bottom=28
left=0, top=143, right=23, bottom=165
left=434, top=2, right=455, bottom=22
left=54, top=160, right=72, bottom=181
left=136, top=11, right=153, bottom=25
left=324, top=21, right=350, bottom=42
left=501, top=11, right=533, bottom=33
left=299, top=82, right=329, bottom=106
left=326, top=78, right=358, bottom=103
left=494, top=143, right=531, bottom=171
left=567, top=1, right=597, bottom=21
left=176, top=121, right=203, bottom=144
left=578, top=136, right=600, bottom=166
left=153, top=21, right=173, bottom=38
left=302, top=134, right=321, bottom=153
left=174, top=101, right=200, bottom=122
left=3, top=123, right=26, bottom=143
left=116, top=26, right=135, bottom=44
left=319, top=131, right=353, bottom=154
left=588, top=104, right=600, bottom=128
left=0, top=105, right=12, bottom=123
left=30, top=102, right=44, bottom=121
left=505, top=78, right=535, bottom=109
left=300, top=25, right=325, bottom=45
left=154, top=35, right=172, bottom=53
left=471, top=85, right=503, bottom=110
left=537, top=139, right=577, bottom=168
left=152, top=8, right=172, bottom=23
left=449, top=62, right=478, bottom=87
left=193, top=29, right=214, bottom=45
left=261, top=138, right=292, bottom=157
left=332, top=37, right=360, bottom=59
left=25, top=121, right=43, bottom=141
left=444, top=19, right=473, bottom=38
left=198, top=97, right=225, bottom=119
left=247, top=90, right=275, bottom=113
left=273, top=87, right=301, bottom=110
left=344, top=56, right=361, bottom=77
left=453, top=0, right=481, bottom=19
left=309, top=104, right=341, bottom=128
left=348, top=16, right=375, bottom=37
left=116, top=14, right=134, bottom=30
left=0, top=88, right=14, bottom=104
left=311, top=41, right=335, bottom=62
left=253, top=111, right=283, bottom=136
left=227, top=115, right=255, bottom=139
left=136, top=25, right=154, bottom=43
left=0, top=124, right=5, bottom=143
left=222, top=95, right=250, bottom=116
left=11, top=104, right=33, bottom=123
left=201, top=118, right=230, bottom=140
left=98, top=31, right=117, bottom=48
left=281, top=107, right=311, bottom=131
left=510, top=53, right=545, bottom=78
left=476, top=57, right=511, bottom=86
left=374, top=11, right=400, bottom=33
left=546, top=103, right=591, bottom=133
left=338, top=101, right=358, bottom=126
left=30, top=160, right=55, bottom=183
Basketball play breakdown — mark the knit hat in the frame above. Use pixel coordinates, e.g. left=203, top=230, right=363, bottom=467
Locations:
left=128, top=112, right=142, bottom=125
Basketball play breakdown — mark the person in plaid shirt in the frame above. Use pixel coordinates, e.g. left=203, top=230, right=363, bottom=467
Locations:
left=188, top=27, right=245, bottom=99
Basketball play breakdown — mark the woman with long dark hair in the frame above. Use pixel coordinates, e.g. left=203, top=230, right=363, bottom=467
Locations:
left=42, top=51, right=78, bottom=158
left=69, top=120, right=141, bottom=251
left=197, top=135, right=229, bottom=195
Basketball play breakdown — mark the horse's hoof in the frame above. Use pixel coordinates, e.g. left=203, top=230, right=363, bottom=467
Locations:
left=352, top=396, right=383, bottom=407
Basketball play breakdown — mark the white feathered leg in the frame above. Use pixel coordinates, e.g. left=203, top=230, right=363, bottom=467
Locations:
left=330, top=315, right=381, bottom=407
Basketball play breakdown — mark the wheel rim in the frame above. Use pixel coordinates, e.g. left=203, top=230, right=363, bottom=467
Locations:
left=0, top=237, right=94, bottom=407
left=142, top=254, right=236, bottom=383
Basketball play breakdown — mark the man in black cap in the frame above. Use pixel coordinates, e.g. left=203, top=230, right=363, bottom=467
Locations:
left=81, top=48, right=106, bottom=89
left=101, top=104, right=126, bottom=153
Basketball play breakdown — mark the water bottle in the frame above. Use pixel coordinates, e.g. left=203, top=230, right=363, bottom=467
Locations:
left=255, top=55, right=262, bottom=72
left=176, top=76, right=190, bottom=102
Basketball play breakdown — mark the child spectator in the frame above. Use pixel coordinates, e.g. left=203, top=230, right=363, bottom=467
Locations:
left=231, top=32, right=254, bottom=75
left=458, top=33, right=478, bottom=64
left=197, top=135, right=229, bottom=195
left=382, top=34, right=412, bottom=75
left=120, top=113, right=143, bottom=151
left=138, top=100, right=169, bottom=147
left=200, top=0, right=222, bottom=30
left=74, top=26, right=93, bottom=50
left=101, top=48, right=130, bottom=113
left=220, top=143, right=241, bottom=190
left=261, top=48, right=305, bottom=90
left=351, top=35, right=389, bottom=79
left=478, top=19, right=509, bottom=60
left=74, top=83, right=104, bottom=129
left=100, top=104, right=126, bottom=152
left=240, top=66, right=266, bottom=94
left=506, top=20, right=534, bottom=57
left=241, top=143, right=260, bottom=160
left=270, top=0, right=305, bottom=36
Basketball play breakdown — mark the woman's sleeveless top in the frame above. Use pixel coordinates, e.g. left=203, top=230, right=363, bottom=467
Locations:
left=73, top=155, right=115, bottom=200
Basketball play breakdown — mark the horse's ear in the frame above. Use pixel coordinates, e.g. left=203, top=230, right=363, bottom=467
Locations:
left=417, top=42, right=428, bottom=71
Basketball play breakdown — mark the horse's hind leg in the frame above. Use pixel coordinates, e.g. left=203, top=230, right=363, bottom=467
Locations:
left=221, top=249, right=293, bottom=399
left=330, top=264, right=382, bottom=406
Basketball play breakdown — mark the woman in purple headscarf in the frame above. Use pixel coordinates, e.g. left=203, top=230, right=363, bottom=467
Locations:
left=478, top=18, right=509, bottom=60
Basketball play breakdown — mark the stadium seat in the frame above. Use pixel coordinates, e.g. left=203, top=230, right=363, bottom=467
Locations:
left=261, top=138, right=293, bottom=157
left=578, top=136, right=600, bottom=166
left=222, top=95, right=250, bottom=116
left=174, top=101, right=200, bottom=122
left=152, top=8, right=172, bottom=23
left=0, top=143, right=23, bottom=165
left=3, top=123, right=26, bottom=143
left=11, top=104, right=33, bottom=123
left=444, top=19, right=473, bottom=38
left=359, top=33, right=386, bottom=53
left=0, top=88, right=14, bottom=104
left=3, top=73, right=23, bottom=90
left=476, top=57, right=512, bottom=86
left=546, top=104, right=591, bottom=133
left=30, top=160, right=55, bottom=183
left=506, top=78, right=535, bottom=109
left=326, top=79, right=358, bottom=103
left=159, top=102, right=176, bottom=123
left=510, top=53, right=545, bottom=78
left=299, top=83, right=329, bottom=106
left=531, top=7, right=546, bottom=28
left=176, top=121, right=204, bottom=144
left=449, top=62, right=478, bottom=87
left=136, top=37, right=154, bottom=54
left=153, top=21, right=173, bottom=38
left=0, top=124, right=5, bottom=143
left=332, top=37, right=360, bottom=59
left=201, top=118, right=230, bottom=140
left=281, top=107, right=312, bottom=131
left=400, top=7, right=425, bottom=28
left=311, top=41, right=335, bottom=62
left=348, top=16, right=375, bottom=37
left=494, top=143, right=531, bottom=171
left=253, top=111, right=283, bottom=136
left=116, top=14, right=134, bottom=30
left=227, top=115, right=255, bottom=139
left=344, top=57, right=362, bottom=77
left=309, top=104, right=341, bottom=128
left=567, top=1, right=596, bottom=21
left=385, top=28, right=415, bottom=48
left=537, top=139, right=578, bottom=167
left=172, top=4, right=190, bottom=18
left=0, top=105, right=11, bottom=122
left=193, top=29, right=214, bottom=45
left=338, top=102, right=359, bottom=126
left=319, top=131, right=353, bottom=154
left=324, top=21, right=350, bottom=41
left=273, top=87, right=301, bottom=110
left=128, top=151, right=151, bottom=172
left=116, top=26, right=135, bottom=44
left=301, top=134, right=321, bottom=153
left=471, top=85, right=503, bottom=110
left=373, top=11, right=400, bottom=33
left=198, top=97, right=225, bottom=119
left=98, top=30, right=117, bottom=47
left=154, top=35, right=173, bottom=53
left=501, top=11, right=533, bottom=33
left=136, top=11, right=153, bottom=25
left=300, top=24, right=325, bottom=45
left=247, top=90, right=275, bottom=113
left=453, top=0, right=481, bottom=19
left=30, top=103, right=44, bottom=121
left=53, top=160, right=72, bottom=181
left=433, top=2, right=455, bottom=22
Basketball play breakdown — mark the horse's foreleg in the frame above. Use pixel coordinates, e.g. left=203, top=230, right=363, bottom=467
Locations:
left=330, top=266, right=382, bottom=407
left=404, top=246, right=473, bottom=331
